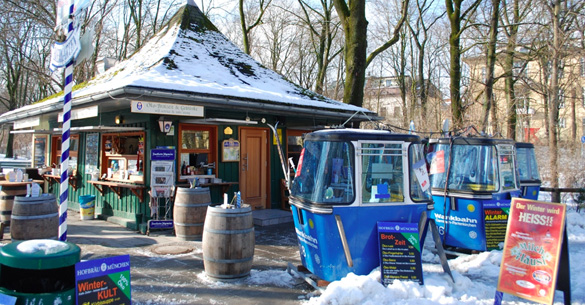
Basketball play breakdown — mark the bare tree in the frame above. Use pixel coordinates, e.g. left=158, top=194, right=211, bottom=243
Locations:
left=332, top=0, right=409, bottom=107
left=407, top=0, right=444, bottom=127
left=547, top=0, right=583, bottom=188
left=445, top=0, right=482, bottom=129
left=239, top=0, right=273, bottom=55
left=500, top=0, right=532, bottom=140
left=479, top=0, right=502, bottom=134
left=0, top=1, right=55, bottom=157
left=296, top=0, right=342, bottom=94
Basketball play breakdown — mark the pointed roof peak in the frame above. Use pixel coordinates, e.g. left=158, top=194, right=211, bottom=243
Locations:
left=167, top=1, right=218, bottom=33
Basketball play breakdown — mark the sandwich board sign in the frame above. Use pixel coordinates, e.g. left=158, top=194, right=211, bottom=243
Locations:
left=495, top=198, right=571, bottom=305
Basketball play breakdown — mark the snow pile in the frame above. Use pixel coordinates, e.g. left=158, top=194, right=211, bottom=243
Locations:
left=16, top=239, right=70, bottom=255
left=303, top=210, right=585, bottom=305
left=247, top=269, right=297, bottom=288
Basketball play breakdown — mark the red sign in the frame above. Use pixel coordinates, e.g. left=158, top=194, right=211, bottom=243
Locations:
left=497, top=198, right=566, bottom=304
left=429, top=150, right=445, bottom=175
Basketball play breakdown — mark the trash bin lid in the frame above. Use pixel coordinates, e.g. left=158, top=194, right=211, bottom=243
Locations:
left=0, top=239, right=80, bottom=270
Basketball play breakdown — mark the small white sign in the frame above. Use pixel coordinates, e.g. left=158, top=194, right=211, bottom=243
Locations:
left=413, top=159, right=430, bottom=192
left=14, top=116, right=40, bottom=129
left=58, top=105, right=98, bottom=122
left=131, top=100, right=203, bottom=117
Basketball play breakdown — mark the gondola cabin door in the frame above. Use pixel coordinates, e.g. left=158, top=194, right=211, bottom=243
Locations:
left=240, top=127, right=269, bottom=209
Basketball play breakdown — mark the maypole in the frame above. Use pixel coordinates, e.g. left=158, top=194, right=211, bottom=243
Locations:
left=51, top=0, right=90, bottom=241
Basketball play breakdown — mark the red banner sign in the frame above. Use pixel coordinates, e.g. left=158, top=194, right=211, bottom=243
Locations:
left=497, top=198, right=566, bottom=304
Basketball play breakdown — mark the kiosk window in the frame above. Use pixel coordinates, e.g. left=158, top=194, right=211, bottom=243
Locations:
left=101, top=132, right=145, bottom=183
left=178, top=124, right=217, bottom=177
left=51, top=134, right=79, bottom=171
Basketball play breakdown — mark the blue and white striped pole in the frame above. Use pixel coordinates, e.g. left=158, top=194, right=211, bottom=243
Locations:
left=59, top=2, right=75, bottom=242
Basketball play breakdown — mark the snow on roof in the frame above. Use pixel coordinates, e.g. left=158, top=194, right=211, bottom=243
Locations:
left=1, top=3, right=370, bottom=122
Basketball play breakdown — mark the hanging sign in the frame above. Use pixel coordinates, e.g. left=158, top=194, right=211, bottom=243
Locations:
left=412, top=159, right=430, bottom=192
left=131, top=100, right=203, bottom=116
left=151, top=149, right=175, bottom=161
left=75, top=255, right=131, bottom=305
left=50, top=27, right=81, bottom=69
left=377, top=222, right=423, bottom=285
left=496, top=198, right=566, bottom=304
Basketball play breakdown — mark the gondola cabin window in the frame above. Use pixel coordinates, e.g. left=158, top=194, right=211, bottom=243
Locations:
left=178, top=124, right=217, bottom=179
left=429, top=144, right=498, bottom=192
left=360, top=142, right=404, bottom=203
left=101, top=132, right=145, bottom=183
left=291, top=140, right=355, bottom=204
left=498, top=145, right=518, bottom=190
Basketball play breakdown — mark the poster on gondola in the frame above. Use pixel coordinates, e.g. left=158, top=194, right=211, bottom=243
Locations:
left=377, top=222, right=423, bottom=286
left=483, top=201, right=511, bottom=251
left=496, top=198, right=565, bottom=305
left=76, top=255, right=131, bottom=305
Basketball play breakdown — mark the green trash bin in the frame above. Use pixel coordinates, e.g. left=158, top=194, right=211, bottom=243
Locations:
left=79, top=195, right=96, bottom=220
left=0, top=239, right=80, bottom=305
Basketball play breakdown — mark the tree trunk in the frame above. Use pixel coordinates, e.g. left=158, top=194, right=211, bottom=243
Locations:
left=239, top=0, right=251, bottom=54
left=448, top=34, right=463, bottom=128
left=446, top=1, right=463, bottom=129
left=338, top=1, right=368, bottom=107
left=548, top=0, right=561, bottom=189
left=481, top=0, right=501, bottom=134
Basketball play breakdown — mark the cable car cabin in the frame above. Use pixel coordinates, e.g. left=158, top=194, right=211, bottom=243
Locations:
left=289, top=129, right=433, bottom=282
left=515, top=142, right=541, bottom=200
left=426, top=137, right=521, bottom=252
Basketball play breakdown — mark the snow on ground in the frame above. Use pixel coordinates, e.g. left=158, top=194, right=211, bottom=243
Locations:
left=302, top=209, right=585, bottom=305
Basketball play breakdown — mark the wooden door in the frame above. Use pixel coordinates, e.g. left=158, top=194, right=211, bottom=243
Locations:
left=240, top=128, right=269, bottom=209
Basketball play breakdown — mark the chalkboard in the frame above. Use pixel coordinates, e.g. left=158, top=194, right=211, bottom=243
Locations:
left=85, top=133, right=100, bottom=173
left=378, top=222, right=424, bottom=285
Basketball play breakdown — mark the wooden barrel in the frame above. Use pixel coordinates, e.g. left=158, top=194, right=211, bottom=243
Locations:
left=173, top=187, right=211, bottom=241
left=11, top=194, right=59, bottom=241
left=202, top=204, right=255, bottom=279
left=0, top=183, right=28, bottom=227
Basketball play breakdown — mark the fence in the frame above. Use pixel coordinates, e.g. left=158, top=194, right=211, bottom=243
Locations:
left=540, top=187, right=585, bottom=212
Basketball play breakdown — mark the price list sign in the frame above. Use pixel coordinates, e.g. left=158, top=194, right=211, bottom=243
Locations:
left=377, top=222, right=423, bottom=285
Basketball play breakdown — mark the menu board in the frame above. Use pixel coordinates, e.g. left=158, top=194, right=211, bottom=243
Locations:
left=497, top=198, right=566, bottom=304
left=378, top=222, right=423, bottom=285
left=33, top=136, right=47, bottom=168
left=484, top=201, right=511, bottom=250
left=85, top=133, right=99, bottom=173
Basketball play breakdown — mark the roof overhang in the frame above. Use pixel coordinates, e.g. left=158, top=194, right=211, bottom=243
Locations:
left=0, top=86, right=380, bottom=126
left=10, top=126, right=145, bottom=135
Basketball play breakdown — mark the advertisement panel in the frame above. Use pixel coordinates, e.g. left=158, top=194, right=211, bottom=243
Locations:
left=76, top=255, right=131, bottom=305
left=483, top=200, right=511, bottom=251
left=497, top=198, right=566, bottom=304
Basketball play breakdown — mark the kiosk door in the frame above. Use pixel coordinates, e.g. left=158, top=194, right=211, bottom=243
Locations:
left=240, top=128, right=269, bottom=209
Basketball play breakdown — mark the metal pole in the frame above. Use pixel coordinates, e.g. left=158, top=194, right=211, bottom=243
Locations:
left=59, top=2, right=75, bottom=242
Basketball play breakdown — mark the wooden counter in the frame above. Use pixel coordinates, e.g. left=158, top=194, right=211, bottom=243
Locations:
left=0, top=180, right=44, bottom=187
left=88, top=180, right=146, bottom=202
left=42, top=174, right=78, bottom=190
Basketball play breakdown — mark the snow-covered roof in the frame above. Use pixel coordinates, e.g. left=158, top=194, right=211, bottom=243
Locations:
left=0, top=3, right=374, bottom=124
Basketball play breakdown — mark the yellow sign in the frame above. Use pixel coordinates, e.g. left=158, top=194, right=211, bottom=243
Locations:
left=273, top=129, right=283, bottom=145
